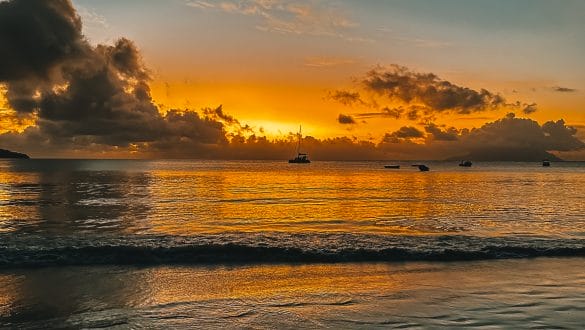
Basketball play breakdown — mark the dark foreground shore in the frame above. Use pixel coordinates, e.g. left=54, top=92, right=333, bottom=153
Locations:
left=1, top=257, right=584, bottom=328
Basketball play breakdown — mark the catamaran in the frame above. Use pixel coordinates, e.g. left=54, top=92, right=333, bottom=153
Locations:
left=289, top=126, right=311, bottom=163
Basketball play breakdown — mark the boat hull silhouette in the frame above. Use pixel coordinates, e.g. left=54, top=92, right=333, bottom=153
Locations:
left=289, top=153, right=310, bottom=163
left=459, top=160, right=472, bottom=167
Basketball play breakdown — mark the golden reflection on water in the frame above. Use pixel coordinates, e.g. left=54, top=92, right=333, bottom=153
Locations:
left=0, top=160, right=584, bottom=237
left=0, top=171, right=42, bottom=233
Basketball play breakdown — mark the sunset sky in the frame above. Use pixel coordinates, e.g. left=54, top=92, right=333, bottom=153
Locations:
left=1, top=0, right=584, bottom=159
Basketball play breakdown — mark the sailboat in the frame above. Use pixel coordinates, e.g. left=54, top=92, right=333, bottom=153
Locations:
left=288, top=125, right=311, bottom=163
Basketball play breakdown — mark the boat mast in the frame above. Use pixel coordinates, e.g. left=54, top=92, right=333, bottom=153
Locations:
left=296, top=125, right=302, bottom=155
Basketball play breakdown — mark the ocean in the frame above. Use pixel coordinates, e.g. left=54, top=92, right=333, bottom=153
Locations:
left=1, top=159, right=584, bottom=328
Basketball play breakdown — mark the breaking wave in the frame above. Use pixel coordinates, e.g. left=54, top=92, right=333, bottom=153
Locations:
left=1, top=233, right=584, bottom=267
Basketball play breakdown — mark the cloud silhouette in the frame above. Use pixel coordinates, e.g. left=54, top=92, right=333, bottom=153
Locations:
left=458, top=114, right=585, bottom=161
left=553, top=86, right=577, bottom=93
left=328, top=90, right=364, bottom=106
left=383, top=126, right=424, bottom=143
left=0, top=0, right=233, bottom=154
left=355, top=106, right=404, bottom=119
left=338, top=114, right=356, bottom=124
left=522, top=103, right=538, bottom=114
left=362, top=65, right=506, bottom=114
left=424, top=123, right=459, bottom=141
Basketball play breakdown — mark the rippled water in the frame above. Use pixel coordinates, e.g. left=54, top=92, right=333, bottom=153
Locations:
left=1, top=159, right=585, bottom=327
left=1, top=159, right=584, bottom=238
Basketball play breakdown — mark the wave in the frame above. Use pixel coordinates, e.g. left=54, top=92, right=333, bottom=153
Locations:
left=1, top=234, right=584, bottom=267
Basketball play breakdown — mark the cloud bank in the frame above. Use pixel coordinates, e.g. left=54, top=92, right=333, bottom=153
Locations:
left=0, top=0, right=234, bottom=157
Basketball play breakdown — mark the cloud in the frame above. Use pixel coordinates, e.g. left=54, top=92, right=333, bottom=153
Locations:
left=328, top=90, right=364, bottom=106
left=0, top=0, right=86, bottom=83
left=365, top=115, right=583, bottom=161
left=522, top=103, right=537, bottom=114
left=328, top=64, right=533, bottom=126
left=76, top=5, right=109, bottom=28
left=362, top=65, right=506, bottom=114
left=337, top=114, right=356, bottom=125
left=424, top=123, right=459, bottom=141
left=383, top=126, right=424, bottom=143
left=0, top=0, right=235, bottom=156
left=1, top=1, right=583, bottom=162
left=186, top=0, right=363, bottom=41
left=185, top=1, right=215, bottom=9
left=355, top=106, right=404, bottom=120
left=304, top=56, right=356, bottom=68
left=553, top=86, right=577, bottom=93
left=458, top=115, right=585, bottom=161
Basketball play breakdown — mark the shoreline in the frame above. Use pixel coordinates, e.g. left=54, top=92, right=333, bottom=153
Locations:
left=2, top=257, right=584, bottom=328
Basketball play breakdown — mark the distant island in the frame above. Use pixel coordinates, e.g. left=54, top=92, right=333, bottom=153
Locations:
left=0, top=149, right=30, bottom=159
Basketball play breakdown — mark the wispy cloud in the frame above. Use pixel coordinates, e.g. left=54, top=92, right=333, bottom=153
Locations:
left=186, top=0, right=364, bottom=41
left=553, top=86, right=577, bottom=93
left=186, top=1, right=215, bottom=9
left=327, top=90, right=365, bottom=106
left=77, top=5, right=109, bottom=28
left=304, top=56, right=356, bottom=68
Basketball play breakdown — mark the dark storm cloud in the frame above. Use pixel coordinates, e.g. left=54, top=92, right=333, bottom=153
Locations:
left=362, top=65, right=506, bottom=114
left=553, top=86, right=577, bottom=93
left=0, top=0, right=230, bottom=155
left=0, top=0, right=85, bottom=82
left=338, top=114, right=356, bottom=124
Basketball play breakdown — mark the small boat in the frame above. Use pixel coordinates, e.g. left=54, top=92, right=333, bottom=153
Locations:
left=412, top=164, right=430, bottom=171
left=289, top=125, right=311, bottom=164
left=542, top=159, right=550, bottom=167
left=459, top=160, right=472, bottom=167
left=384, top=165, right=400, bottom=169
left=289, top=153, right=310, bottom=163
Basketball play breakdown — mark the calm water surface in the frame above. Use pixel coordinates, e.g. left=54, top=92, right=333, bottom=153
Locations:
left=1, top=159, right=584, bottom=327
left=1, top=159, right=584, bottom=237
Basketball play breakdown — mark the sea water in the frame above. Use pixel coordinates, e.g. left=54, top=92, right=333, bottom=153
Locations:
left=1, top=159, right=584, bottom=328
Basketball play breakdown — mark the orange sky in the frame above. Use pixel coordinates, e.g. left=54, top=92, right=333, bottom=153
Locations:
left=66, top=0, right=585, bottom=141
left=1, top=0, right=584, bottom=159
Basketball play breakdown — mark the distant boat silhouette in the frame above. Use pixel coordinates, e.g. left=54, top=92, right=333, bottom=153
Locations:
left=384, top=165, right=400, bottom=169
left=412, top=164, right=430, bottom=171
left=542, top=159, right=551, bottom=167
left=459, top=160, right=472, bottom=167
left=289, top=125, right=310, bottom=164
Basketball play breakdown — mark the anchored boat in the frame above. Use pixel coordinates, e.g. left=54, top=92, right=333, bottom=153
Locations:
left=289, top=126, right=311, bottom=164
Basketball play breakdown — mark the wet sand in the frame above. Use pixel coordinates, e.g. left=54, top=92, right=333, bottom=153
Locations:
left=1, top=257, right=584, bottom=328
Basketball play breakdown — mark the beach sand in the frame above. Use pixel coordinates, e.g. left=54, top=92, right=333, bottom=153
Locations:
left=2, top=257, right=584, bottom=328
